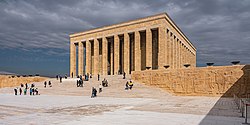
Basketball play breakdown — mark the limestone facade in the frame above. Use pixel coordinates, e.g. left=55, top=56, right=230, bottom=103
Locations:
left=132, top=65, right=250, bottom=97
left=69, top=13, right=196, bottom=77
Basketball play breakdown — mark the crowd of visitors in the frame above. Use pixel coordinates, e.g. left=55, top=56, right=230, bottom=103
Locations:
left=77, top=77, right=84, bottom=87
left=14, top=83, right=39, bottom=95
left=13, top=73, right=133, bottom=98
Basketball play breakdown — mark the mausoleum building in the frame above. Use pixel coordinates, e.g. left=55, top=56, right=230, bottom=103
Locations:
left=69, top=13, right=196, bottom=76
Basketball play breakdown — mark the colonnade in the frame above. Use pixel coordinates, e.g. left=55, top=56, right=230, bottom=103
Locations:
left=70, top=26, right=196, bottom=77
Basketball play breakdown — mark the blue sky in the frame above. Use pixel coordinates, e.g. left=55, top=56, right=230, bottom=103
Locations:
left=0, top=0, right=250, bottom=76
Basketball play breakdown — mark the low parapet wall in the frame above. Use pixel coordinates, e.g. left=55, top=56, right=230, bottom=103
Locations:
left=0, top=75, right=47, bottom=88
left=132, top=65, right=250, bottom=97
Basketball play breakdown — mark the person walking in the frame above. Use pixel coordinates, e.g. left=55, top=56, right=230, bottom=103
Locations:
left=25, top=83, right=28, bottom=89
left=91, top=87, right=97, bottom=98
left=44, top=81, right=47, bottom=88
left=99, top=84, right=103, bottom=93
left=123, top=72, right=126, bottom=79
left=14, top=88, right=17, bottom=95
left=32, top=88, right=35, bottom=95
left=24, top=88, right=27, bottom=95
left=19, top=87, right=22, bottom=95
left=98, top=74, right=100, bottom=81
left=60, top=76, right=62, bottom=83
left=48, top=81, right=52, bottom=87
left=29, top=87, right=32, bottom=95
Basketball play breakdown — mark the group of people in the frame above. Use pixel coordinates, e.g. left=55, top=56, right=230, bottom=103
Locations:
left=125, top=80, right=133, bottom=90
left=84, top=73, right=92, bottom=81
left=102, top=78, right=109, bottom=87
left=90, top=80, right=105, bottom=98
left=44, top=81, right=52, bottom=88
left=75, top=74, right=108, bottom=98
left=76, top=78, right=84, bottom=87
left=13, top=73, right=134, bottom=97
left=56, top=74, right=67, bottom=83
left=14, top=83, right=39, bottom=95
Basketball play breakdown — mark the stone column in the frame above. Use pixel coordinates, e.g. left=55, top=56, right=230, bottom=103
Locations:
left=170, top=33, right=174, bottom=69
left=78, top=42, right=83, bottom=76
left=146, top=28, right=152, bottom=69
left=185, top=47, right=188, bottom=64
left=134, top=31, right=141, bottom=71
left=183, top=46, right=186, bottom=65
left=111, top=40, right=114, bottom=75
left=102, top=37, right=108, bottom=75
left=86, top=40, right=91, bottom=74
left=166, top=30, right=170, bottom=67
left=158, top=26, right=167, bottom=70
left=174, top=37, right=177, bottom=69
left=172, top=36, right=176, bottom=69
left=191, top=52, right=193, bottom=67
left=70, top=41, right=76, bottom=77
left=175, top=38, right=178, bottom=69
left=178, top=41, right=181, bottom=68
left=124, top=33, right=130, bottom=74
left=189, top=50, right=191, bottom=67
left=178, top=40, right=181, bottom=68
left=194, top=53, right=196, bottom=67
left=181, top=43, right=184, bottom=68
left=94, top=39, right=99, bottom=75
left=175, top=37, right=179, bottom=69
left=114, top=35, right=119, bottom=75
left=188, top=49, right=190, bottom=66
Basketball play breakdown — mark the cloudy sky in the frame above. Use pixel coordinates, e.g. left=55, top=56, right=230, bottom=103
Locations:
left=0, top=0, right=250, bottom=76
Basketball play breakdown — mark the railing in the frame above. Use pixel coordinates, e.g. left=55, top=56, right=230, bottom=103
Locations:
left=233, top=94, right=250, bottom=124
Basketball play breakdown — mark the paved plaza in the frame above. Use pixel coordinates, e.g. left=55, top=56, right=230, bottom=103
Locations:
left=0, top=76, right=246, bottom=125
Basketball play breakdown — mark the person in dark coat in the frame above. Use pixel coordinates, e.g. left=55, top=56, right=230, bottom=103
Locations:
left=29, top=87, right=32, bottom=95
left=24, top=88, right=27, bottom=95
left=32, top=88, right=35, bottom=95
left=98, top=74, right=100, bottom=81
left=14, top=88, right=17, bottom=95
left=44, top=81, right=47, bottom=88
left=125, top=81, right=129, bottom=90
left=19, top=87, right=22, bottom=95
left=123, top=72, right=126, bottom=79
left=48, top=81, right=52, bottom=87
left=91, top=87, right=97, bottom=98
left=76, top=80, right=79, bottom=87
left=60, top=76, right=62, bottom=83
left=25, top=83, right=28, bottom=89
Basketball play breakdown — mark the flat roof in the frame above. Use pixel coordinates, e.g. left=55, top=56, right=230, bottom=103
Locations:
left=70, top=12, right=196, bottom=51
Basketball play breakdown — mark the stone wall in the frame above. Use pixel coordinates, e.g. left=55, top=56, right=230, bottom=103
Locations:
left=0, top=75, right=47, bottom=88
left=132, top=65, right=250, bottom=97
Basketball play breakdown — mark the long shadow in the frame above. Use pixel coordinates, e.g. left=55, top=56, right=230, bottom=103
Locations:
left=199, top=65, right=250, bottom=125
